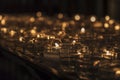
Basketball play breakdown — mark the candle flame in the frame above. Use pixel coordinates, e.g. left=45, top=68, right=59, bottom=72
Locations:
left=9, top=30, right=16, bottom=37
left=104, top=23, right=109, bottom=28
left=90, top=16, right=96, bottom=22
left=1, top=27, right=7, bottom=33
left=105, top=16, right=110, bottom=21
left=80, top=27, right=85, bottom=34
left=74, top=14, right=80, bottom=21
left=58, top=13, right=63, bottom=19
left=115, top=25, right=120, bottom=31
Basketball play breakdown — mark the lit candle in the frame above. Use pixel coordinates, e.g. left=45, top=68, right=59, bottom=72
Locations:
left=30, top=29, right=36, bottom=36
left=47, top=36, right=50, bottom=40
left=105, top=15, right=110, bottom=21
left=93, top=21, right=102, bottom=28
left=104, top=23, right=109, bottom=28
left=36, top=11, right=42, bottom=17
left=114, top=68, right=120, bottom=76
left=19, top=37, right=24, bottom=42
left=80, top=27, right=85, bottom=34
left=101, top=49, right=115, bottom=59
left=1, top=27, right=7, bottom=33
left=72, top=40, right=76, bottom=45
left=77, top=50, right=84, bottom=58
left=37, top=34, right=40, bottom=38
left=54, top=43, right=61, bottom=49
left=58, top=13, right=64, bottom=19
left=1, top=19, right=6, bottom=25
left=90, top=16, right=96, bottom=22
left=62, top=22, right=68, bottom=31
left=114, top=25, right=120, bottom=31
left=9, top=30, right=16, bottom=37
left=29, top=17, right=35, bottom=23
left=109, top=19, right=114, bottom=25
left=20, top=29, right=24, bottom=33
left=74, top=14, right=80, bottom=21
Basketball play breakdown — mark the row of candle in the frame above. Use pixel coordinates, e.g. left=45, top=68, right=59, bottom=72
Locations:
left=0, top=12, right=120, bottom=79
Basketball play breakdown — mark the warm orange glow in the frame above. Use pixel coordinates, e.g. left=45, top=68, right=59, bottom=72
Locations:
left=105, top=16, right=110, bottom=21
left=1, top=27, right=7, bottom=33
left=104, top=23, right=109, bottom=28
left=37, top=34, right=40, bottom=38
left=30, top=17, right=35, bottom=22
left=9, top=30, right=16, bottom=37
left=74, top=14, right=80, bottom=21
left=109, top=20, right=114, bottom=24
left=54, top=43, right=61, bottom=49
left=90, top=16, right=96, bottom=22
left=72, top=40, right=76, bottom=45
left=62, top=22, right=68, bottom=30
left=36, top=11, right=42, bottom=17
left=114, top=25, right=120, bottom=31
left=19, top=37, right=24, bottom=42
left=1, top=19, right=6, bottom=25
left=70, top=20, right=75, bottom=25
left=80, top=27, right=85, bottom=34
left=20, top=29, right=24, bottom=33
left=58, top=13, right=63, bottom=19
left=30, top=29, right=36, bottom=36
left=93, top=22, right=102, bottom=27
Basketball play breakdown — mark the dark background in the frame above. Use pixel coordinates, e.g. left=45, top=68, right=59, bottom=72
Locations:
left=0, top=0, right=120, bottom=20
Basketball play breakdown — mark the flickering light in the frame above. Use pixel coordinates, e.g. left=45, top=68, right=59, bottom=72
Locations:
left=114, top=68, right=120, bottom=75
left=98, top=35, right=104, bottom=39
left=101, top=49, right=115, bottom=59
left=93, top=60, right=100, bottom=66
left=1, top=19, right=6, bottom=25
left=105, top=16, right=110, bottom=21
left=104, top=23, right=109, bottom=28
left=54, top=43, right=61, bottom=49
left=30, top=38, right=36, bottom=43
left=74, top=14, right=80, bottom=21
left=77, top=50, right=82, bottom=55
left=30, top=29, right=36, bottom=36
left=55, top=43, right=59, bottom=47
left=114, top=25, right=120, bottom=31
left=20, top=29, right=24, bottom=33
left=62, top=22, right=68, bottom=30
left=62, top=22, right=67, bottom=27
left=30, top=17, right=35, bottom=22
left=90, top=16, right=96, bottom=22
left=50, top=36, right=55, bottom=39
left=19, top=37, right=24, bottom=42
left=36, top=11, right=42, bottom=17
left=116, top=71, right=120, bottom=75
left=72, top=40, right=76, bottom=45
left=1, top=27, right=7, bottom=33
left=70, top=20, right=75, bottom=25
left=106, top=50, right=112, bottom=56
left=80, top=27, right=85, bottom=34
left=109, top=20, right=114, bottom=24
left=37, top=34, right=40, bottom=38
left=93, top=22, right=102, bottom=27
left=58, top=13, right=63, bottom=19
left=47, top=36, right=50, bottom=40
left=9, top=30, right=16, bottom=37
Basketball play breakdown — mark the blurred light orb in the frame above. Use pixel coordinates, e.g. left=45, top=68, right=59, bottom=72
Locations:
left=90, top=16, right=96, bottom=22
left=58, top=13, right=64, bottom=19
left=114, top=25, right=120, bottom=31
left=74, top=14, right=80, bottom=21
left=105, top=15, right=110, bottom=21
